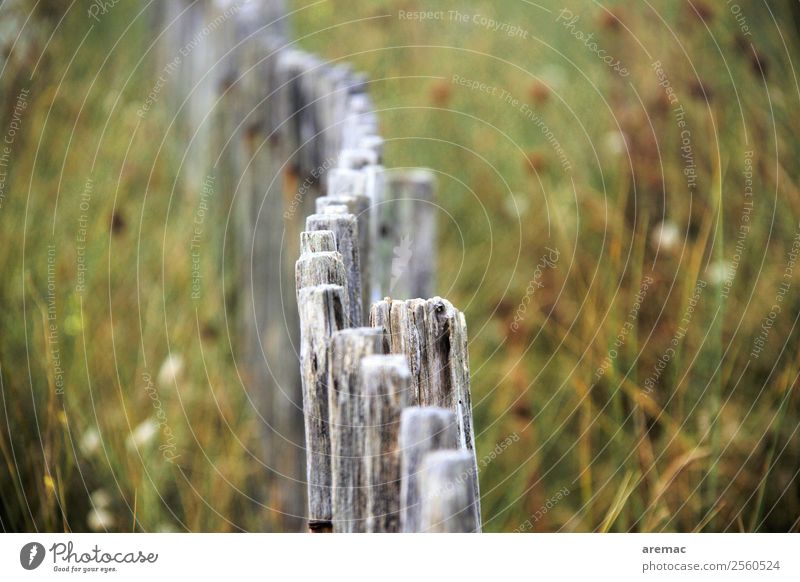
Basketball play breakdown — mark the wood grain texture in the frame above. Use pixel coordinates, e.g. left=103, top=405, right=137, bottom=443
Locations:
left=370, top=298, right=475, bottom=450
left=307, top=212, right=363, bottom=327
left=418, top=450, right=480, bottom=533
left=297, top=285, right=347, bottom=530
left=328, top=327, right=386, bottom=532
left=320, top=63, right=350, bottom=155
left=301, top=230, right=337, bottom=254
left=316, top=193, right=372, bottom=320
left=295, top=243, right=349, bottom=320
left=398, top=407, right=458, bottom=533
left=361, top=355, right=411, bottom=533
left=371, top=297, right=481, bottom=526
left=275, top=48, right=305, bottom=162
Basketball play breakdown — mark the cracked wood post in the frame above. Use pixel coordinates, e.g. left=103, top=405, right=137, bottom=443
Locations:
left=297, top=284, right=347, bottom=532
left=361, top=355, right=411, bottom=533
left=307, top=212, right=363, bottom=327
left=326, top=162, right=384, bottom=306
left=300, top=230, right=336, bottom=254
left=328, top=327, right=386, bottom=532
left=418, top=450, right=480, bottom=533
left=295, top=231, right=349, bottom=317
left=398, top=407, right=458, bottom=533
left=371, top=297, right=481, bottom=527
left=316, top=193, right=371, bottom=319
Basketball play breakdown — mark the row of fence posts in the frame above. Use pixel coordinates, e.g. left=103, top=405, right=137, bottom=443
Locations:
left=156, top=0, right=481, bottom=532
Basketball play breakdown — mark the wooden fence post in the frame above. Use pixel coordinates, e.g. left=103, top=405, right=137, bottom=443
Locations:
left=300, top=230, right=337, bottom=254
left=326, top=168, right=367, bottom=197
left=373, top=169, right=437, bottom=299
left=398, top=407, right=459, bottom=533
left=307, top=212, right=363, bottom=327
left=418, top=450, right=481, bottom=533
left=316, top=193, right=372, bottom=318
left=371, top=297, right=481, bottom=527
left=371, top=298, right=477, bottom=452
left=361, top=355, right=411, bottom=533
left=295, top=234, right=348, bottom=307
left=297, top=285, right=347, bottom=532
left=328, top=327, right=386, bottom=532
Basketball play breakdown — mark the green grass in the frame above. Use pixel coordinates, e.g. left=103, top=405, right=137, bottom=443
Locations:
left=1, top=0, right=799, bottom=532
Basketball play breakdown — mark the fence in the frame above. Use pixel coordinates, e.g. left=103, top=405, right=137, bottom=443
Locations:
left=157, top=0, right=481, bottom=533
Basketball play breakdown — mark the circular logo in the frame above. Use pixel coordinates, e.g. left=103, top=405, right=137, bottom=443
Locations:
left=19, top=542, right=45, bottom=570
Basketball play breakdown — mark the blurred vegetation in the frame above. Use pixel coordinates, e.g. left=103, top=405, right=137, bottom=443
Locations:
left=1, top=0, right=799, bottom=532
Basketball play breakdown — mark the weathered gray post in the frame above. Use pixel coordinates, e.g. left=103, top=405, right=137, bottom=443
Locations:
left=328, top=328, right=386, bottom=532
left=326, top=168, right=367, bottom=198
left=297, top=285, right=347, bottom=532
left=418, top=450, right=481, bottom=533
left=371, top=298, right=476, bottom=448
left=398, top=407, right=459, bottom=533
left=307, top=212, right=363, bottom=327
left=300, top=230, right=337, bottom=254
left=361, top=355, right=412, bottom=533
left=375, top=169, right=437, bottom=299
left=316, top=193, right=372, bottom=319
left=295, top=233, right=349, bottom=306
left=371, top=298, right=481, bottom=527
